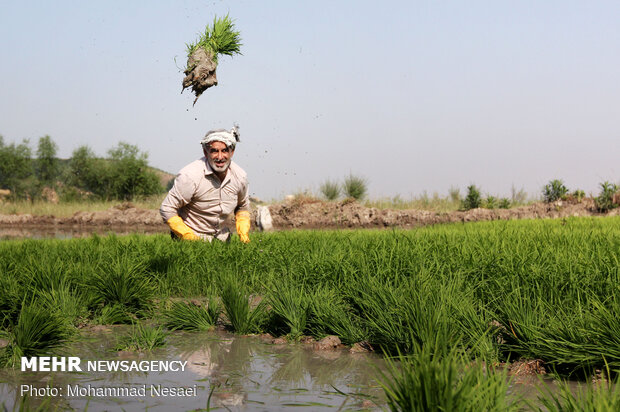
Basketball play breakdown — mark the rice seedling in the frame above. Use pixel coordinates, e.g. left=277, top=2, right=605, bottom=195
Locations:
left=267, top=281, right=311, bottom=340
left=163, top=299, right=221, bottom=331
left=37, top=282, right=89, bottom=327
left=89, top=255, right=154, bottom=319
left=378, top=347, right=518, bottom=412
left=114, top=323, right=168, bottom=352
left=534, top=375, right=620, bottom=412
left=0, top=303, right=72, bottom=367
left=307, top=287, right=366, bottom=345
left=220, top=276, right=266, bottom=334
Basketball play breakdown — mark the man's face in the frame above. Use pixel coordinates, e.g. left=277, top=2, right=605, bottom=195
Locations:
left=204, top=141, right=234, bottom=174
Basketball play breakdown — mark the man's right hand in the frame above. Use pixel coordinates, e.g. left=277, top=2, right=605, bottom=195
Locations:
left=166, top=216, right=200, bottom=241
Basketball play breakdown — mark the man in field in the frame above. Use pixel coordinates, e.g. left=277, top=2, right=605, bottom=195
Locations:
left=160, top=126, right=251, bottom=243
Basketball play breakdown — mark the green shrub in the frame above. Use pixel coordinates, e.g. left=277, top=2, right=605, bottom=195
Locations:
left=572, top=189, right=585, bottom=202
left=595, top=181, right=619, bottom=212
left=462, top=185, right=481, bottom=210
left=485, top=195, right=497, bottom=209
left=543, top=179, right=569, bottom=203
left=342, top=174, right=368, bottom=200
left=319, top=180, right=340, bottom=201
left=499, top=198, right=511, bottom=209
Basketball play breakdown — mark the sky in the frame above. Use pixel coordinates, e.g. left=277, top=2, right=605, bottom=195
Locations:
left=1, top=1, right=618, bottom=201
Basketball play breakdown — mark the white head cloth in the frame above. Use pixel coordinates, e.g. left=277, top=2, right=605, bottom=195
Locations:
left=200, top=126, right=240, bottom=148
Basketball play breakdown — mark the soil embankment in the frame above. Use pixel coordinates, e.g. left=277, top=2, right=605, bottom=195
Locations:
left=0, top=198, right=617, bottom=234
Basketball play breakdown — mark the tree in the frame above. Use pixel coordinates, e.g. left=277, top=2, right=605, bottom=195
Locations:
left=107, top=142, right=162, bottom=200
left=35, top=135, right=59, bottom=184
left=0, top=136, right=33, bottom=195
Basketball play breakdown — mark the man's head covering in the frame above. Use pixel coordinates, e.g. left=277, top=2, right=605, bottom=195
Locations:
left=200, top=125, right=240, bottom=149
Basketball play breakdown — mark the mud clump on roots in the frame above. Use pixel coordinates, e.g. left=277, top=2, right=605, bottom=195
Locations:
left=182, top=48, right=218, bottom=105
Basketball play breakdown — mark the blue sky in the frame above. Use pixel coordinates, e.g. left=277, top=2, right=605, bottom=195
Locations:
left=1, top=1, right=618, bottom=200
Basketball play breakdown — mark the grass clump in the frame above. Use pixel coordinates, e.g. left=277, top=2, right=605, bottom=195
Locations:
left=163, top=299, right=221, bottom=331
left=114, top=323, right=168, bottom=352
left=319, top=180, right=340, bottom=201
left=343, top=174, right=368, bottom=200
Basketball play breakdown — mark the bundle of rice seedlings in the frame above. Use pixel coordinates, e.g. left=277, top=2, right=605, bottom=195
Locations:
left=114, top=323, right=168, bottom=352
left=163, top=299, right=221, bottom=331
left=0, top=304, right=72, bottom=367
left=535, top=375, right=620, bottom=412
left=378, top=347, right=518, bottom=412
left=220, top=277, right=265, bottom=334
left=90, top=257, right=154, bottom=320
left=182, top=14, right=242, bottom=104
left=308, top=287, right=366, bottom=345
left=267, top=281, right=311, bottom=340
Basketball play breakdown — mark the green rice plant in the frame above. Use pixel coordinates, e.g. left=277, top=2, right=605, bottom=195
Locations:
left=307, top=286, right=367, bottom=345
left=163, top=299, right=221, bottom=331
left=0, top=303, right=72, bottom=367
left=114, top=323, right=168, bottom=352
left=377, top=347, right=518, bottom=412
left=534, top=375, right=620, bottom=412
left=220, top=276, right=266, bottom=334
left=267, top=281, right=311, bottom=340
left=92, top=303, right=134, bottom=325
left=0, top=275, right=22, bottom=329
left=37, top=282, right=89, bottom=327
left=319, top=179, right=340, bottom=201
left=595, top=181, right=619, bottom=212
left=185, top=14, right=242, bottom=64
left=462, top=185, right=481, bottom=210
left=342, top=174, right=368, bottom=200
left=89, top=256, right=154, bottom=319
left=543, top=179, right=569, bottom=202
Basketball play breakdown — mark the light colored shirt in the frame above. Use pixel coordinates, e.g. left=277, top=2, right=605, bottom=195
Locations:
left=160, top=157, right=249, bottom=239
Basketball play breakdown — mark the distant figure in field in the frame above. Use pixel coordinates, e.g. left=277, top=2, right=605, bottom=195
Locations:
left=160, top=126, right=250, bottom=243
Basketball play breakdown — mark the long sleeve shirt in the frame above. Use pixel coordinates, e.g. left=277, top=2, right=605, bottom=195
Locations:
left=160, top=157, right=249, bottom=237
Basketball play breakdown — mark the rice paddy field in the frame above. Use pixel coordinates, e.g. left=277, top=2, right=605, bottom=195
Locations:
left=0, top=216, right=619, bottom=410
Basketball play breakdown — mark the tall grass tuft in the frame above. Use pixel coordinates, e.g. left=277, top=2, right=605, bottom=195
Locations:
left=308, top=287, right=366, bottom=345
left=343, top=174, right=368, bottom=200
left=114, top=323, right=168, bottom=352
left=163, top=299, right=221, bottom=331
left=220, top=276, right=266, bottom=334
left=319, top=180, right=340, bottom=201
left=378, top=347, right=517, bottom=412
left=0, top=304, right=72, bottom=367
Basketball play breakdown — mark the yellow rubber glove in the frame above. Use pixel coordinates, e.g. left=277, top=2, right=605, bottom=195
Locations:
left=235, top=210, right=251, bottom=243
left=166, top=216, right=199, bottom=241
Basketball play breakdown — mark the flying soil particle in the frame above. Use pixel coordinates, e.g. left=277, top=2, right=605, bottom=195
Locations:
left=182, top=48, right=218, bottom=105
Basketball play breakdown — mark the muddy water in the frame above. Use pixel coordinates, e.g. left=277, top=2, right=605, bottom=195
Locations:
left=0, top=329, right=388, bottom=411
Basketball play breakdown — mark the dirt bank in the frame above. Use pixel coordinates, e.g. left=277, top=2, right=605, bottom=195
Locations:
left=0, top=199, right=617, bottom=232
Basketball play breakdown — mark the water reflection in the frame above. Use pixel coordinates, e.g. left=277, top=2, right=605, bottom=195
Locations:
left=0, top=329, right=387, bottom=411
